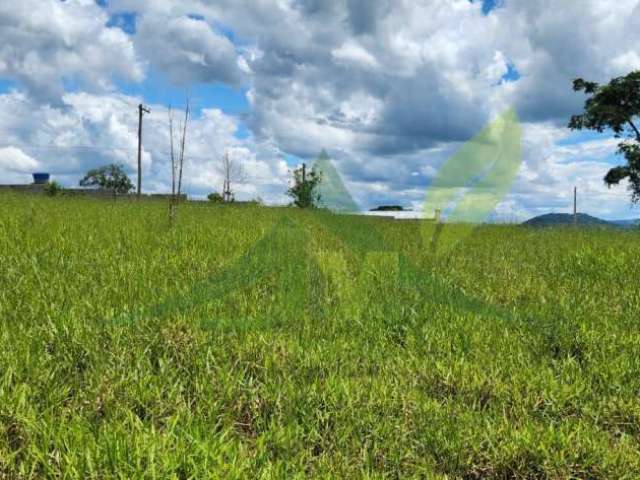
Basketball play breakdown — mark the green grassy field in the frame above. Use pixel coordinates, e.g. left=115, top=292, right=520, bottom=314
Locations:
left=1, top=194, right=640, bottom=479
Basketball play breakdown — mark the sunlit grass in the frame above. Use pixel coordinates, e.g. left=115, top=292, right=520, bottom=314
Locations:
left=1, top=194, right=639, bottom=478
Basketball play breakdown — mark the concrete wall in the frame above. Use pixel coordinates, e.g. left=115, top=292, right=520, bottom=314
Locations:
left=0, top=184, right=187, bottom=201
left=0, top=184, right=46, bottom=194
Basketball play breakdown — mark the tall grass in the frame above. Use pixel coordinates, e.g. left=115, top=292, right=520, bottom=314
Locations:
left=1, top=194, right=639, bottom=478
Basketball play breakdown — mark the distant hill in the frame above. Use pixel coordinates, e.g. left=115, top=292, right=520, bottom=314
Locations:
left=523, top=213, right=613, bottom=227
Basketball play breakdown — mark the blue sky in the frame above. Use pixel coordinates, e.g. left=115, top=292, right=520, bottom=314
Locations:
left=118, top=77, right=250, bottom=115
left=106, top=11, right=137, bottom=34
left=480, top=0, right=503, bottom=14
left=0, top=0, right=639, bottom=220
left=0, top=78, right=16, bottom=94
left=102, top=6, right=251, bottom=139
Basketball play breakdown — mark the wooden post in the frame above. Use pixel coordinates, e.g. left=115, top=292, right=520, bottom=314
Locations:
left=137, top=104, right=150, bottom=198
left=223, top=150, right=231, bottom=202
left=573, top=186, right=577, bottom=226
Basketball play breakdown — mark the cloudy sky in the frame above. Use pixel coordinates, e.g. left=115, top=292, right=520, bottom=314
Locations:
left=1, top=0, right=639, bottom=220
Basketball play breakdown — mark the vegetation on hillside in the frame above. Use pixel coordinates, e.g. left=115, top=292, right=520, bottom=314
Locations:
left=523, top=213, right=613, bottom=227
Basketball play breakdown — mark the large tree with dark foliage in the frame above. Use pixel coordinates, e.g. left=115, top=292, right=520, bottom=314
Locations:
left=80, top=164, right=134, bottom=194
left=569, top=71, right=640, bottom=202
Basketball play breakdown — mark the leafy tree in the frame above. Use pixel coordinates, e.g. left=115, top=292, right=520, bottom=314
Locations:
left=207, top=192, right=224, bottom=203
left=569, top=71, right=640, bottom=202
left=79, top=164, right=134, bottom=194
left=287, top=164, right=322, bottom=208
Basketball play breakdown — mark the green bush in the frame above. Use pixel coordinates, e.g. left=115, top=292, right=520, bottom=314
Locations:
left=207, top=192, right=224, bottom=203
left=44, top=180, right=63, bottom=196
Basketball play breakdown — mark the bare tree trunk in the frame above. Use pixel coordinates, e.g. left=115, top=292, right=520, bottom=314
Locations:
left=221, top=149, right=244, bottom=202
left=168, top=107, right=177, bottom=225
left=177, top=99, right=190, bottom=202
left=169, top=107, right=176, bottom=197
left=167, top=99, right=189, bottom=226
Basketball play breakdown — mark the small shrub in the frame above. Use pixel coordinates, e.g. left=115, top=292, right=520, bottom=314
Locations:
left=207, top=192, right=224, bottom=203
left=44, top=181, right=63, bottom=197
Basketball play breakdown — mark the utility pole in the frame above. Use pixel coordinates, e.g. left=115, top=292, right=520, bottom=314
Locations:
left=573, top=186, right=578, bottom=226
left=302, top=163, right=307, bottom=183
left=223, top=150, right=231, bottom=202
left=137, top=103, right=151, bottom=198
